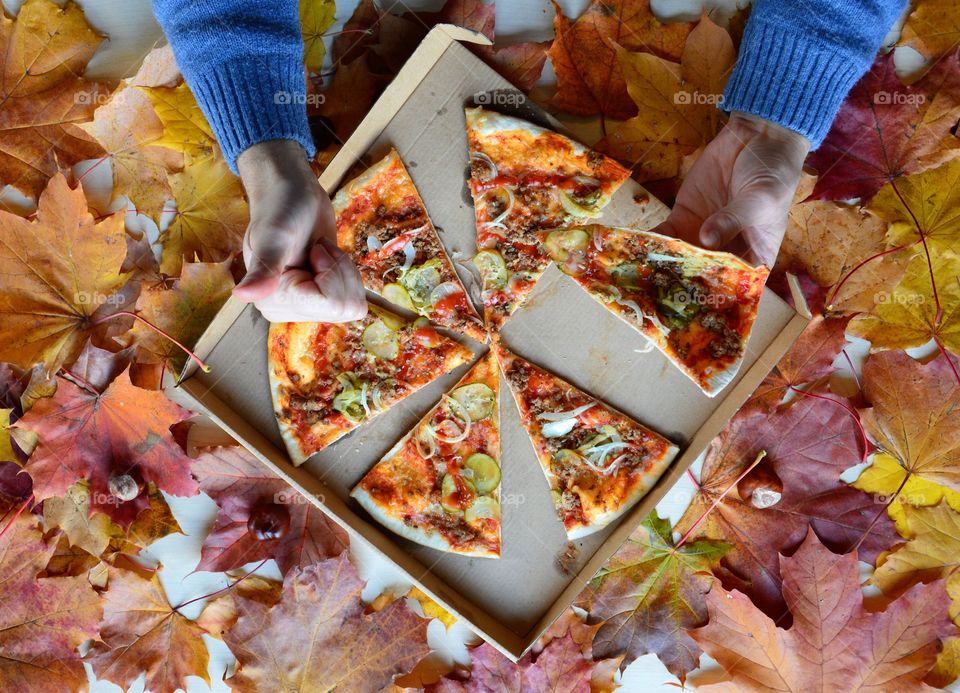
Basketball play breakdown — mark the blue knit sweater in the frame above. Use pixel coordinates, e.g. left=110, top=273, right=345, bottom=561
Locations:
left=151, top=0, right=906, bottom=172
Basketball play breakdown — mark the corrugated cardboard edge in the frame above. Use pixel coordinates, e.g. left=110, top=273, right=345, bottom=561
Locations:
left=521, top=311, right=810, bottom=651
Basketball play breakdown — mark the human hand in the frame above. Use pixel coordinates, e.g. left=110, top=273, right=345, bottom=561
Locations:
left=233, top=140, right=367, bottom=323
left=652, top=112, right=810, bottom=268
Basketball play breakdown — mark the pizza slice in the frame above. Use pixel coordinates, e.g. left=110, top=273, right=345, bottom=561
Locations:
left=494, top=342, right=678, bottom=539
left=465, top=107, right=630, bottom=331
left=351, top=351, right=501, bottom=558
left=333, top=148, right=485, bottom=341
left=539, top=224, right=769, bottom=396
left=268, top=304, right=474, bottom=465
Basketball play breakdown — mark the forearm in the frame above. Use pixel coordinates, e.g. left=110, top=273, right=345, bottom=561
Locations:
left=723, top=0, right=907, bottom=148
left=151, top=0, right=315, bottom=172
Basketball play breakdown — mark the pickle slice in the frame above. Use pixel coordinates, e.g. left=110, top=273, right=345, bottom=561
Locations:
left=451, top=383, right=495, bottom=421
left=383, top=283, right=416, bottom=312
left=465, top=496, right=501, bottom=524
left=465, top=453, right=501, bottom=494
left=362, top=320, right=399, bottom=360
left=473, top=249, right=508, bottom=290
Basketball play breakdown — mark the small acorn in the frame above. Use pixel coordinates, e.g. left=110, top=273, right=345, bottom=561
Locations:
left=108, top=472, right=143, bottom=502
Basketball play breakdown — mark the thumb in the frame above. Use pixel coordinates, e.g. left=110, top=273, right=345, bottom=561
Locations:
left=233, top=263, right=282, bottom=301
left=699, top=202, right=752, bottom=249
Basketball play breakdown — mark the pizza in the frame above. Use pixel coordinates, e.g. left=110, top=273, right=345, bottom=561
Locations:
left=333, top=148, right=485, bottom=341
left=540, top=225, right=769, bottom=396
left=494, top=342, right=678, bottom=539
left=465, top=107, right=630, bottom=331
left=351, top=352, right=501, bottom=557
left=268, top=304, right=474, bottom=465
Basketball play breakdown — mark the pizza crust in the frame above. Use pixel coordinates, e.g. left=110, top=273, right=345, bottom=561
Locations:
left=351, top=486, right=499, bottom=559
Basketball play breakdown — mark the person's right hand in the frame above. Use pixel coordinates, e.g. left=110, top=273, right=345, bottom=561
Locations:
left=233, top=140, right=367, bottom=323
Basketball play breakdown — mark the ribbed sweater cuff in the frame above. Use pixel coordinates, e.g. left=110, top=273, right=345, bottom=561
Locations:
left=722, top=18, right=864, bottom=149
left=186, top=53, right=317, bottom=173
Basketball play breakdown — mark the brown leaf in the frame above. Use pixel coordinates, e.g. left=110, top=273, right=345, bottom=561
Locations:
left=900, top=1, right=960, bottom=64
left=224, top=554, right=430, bottom=691
left=547, top=0, right=693, bottom=119
left=0, top=174, right=130, bottom=371
left=0, top=513, right=102, bottom=692
left=691, top=529, right=954, bottom=691
left=192, top=446, right=348, bottom=575
left=86, top=566, right=217, bottom=692
left=0, top=0, right=107, bottom=198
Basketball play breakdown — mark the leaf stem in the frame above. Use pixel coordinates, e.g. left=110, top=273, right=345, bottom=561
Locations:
left=685, top=468, right=700, bottom=489
left=675, top=450, right=766, bottom=550
left=851, top=469, right=910, bottom=553
left=825, top=241, right=913, bottom=311
left=788, top=386, right=870, bottom=464
left=0, top=494, right=34, bottom=543
left=173, top=558, right=270, bottom=613
left=92, top=311, right=210, bottom=373
left=840, top=348, right=862, bottom=392
left=59, top=368, right=99, bottom=395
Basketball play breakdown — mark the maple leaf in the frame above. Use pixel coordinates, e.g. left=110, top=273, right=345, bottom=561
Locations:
left=855, top=351, right=960, bottom=491
left=0, top=0, right=107, bottom=199
left=192, top=446, right=348, bottom=575
left=300, top=0, right=337, bottom=72
left=86, top=565, right=225, bottom=692
left=0, top=460, right=31, bottom=502
left=674, top=398, right=898, bottom=618
left=576, top=512, right=729, bottom=680
left=15, top=369, right=198, bottom=521
left=847, top=250, right=960, bottom=355
left=745, top=314, right=850, bottom=412
left=0, top=513, right=101, bottom=692
left=128, top=259, right=234, bottom=371
left=224, top=554, right=430, bottom=691
left=900, top=0, right=960, bottom=62
left=159, top=156, right=249, bottom=274
left=597, top=14, right=734, bottom=181
left=853, top=453, right=960, bottom=536
left=547, top=0, right=693, bottom=119
left=141, top=82, right=218, bottom=159
left=0, top=174, right=130, bottom=371
left=806, top=51, right=960, bottom=203
left=691, top=528, right=954, bottom=692
left=80, top=84, right=183, bottom=221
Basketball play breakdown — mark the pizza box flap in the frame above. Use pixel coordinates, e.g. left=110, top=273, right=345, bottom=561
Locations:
left=170, top=25, right=808, bottom=661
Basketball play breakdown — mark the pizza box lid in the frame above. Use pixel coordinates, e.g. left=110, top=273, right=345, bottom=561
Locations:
left=170, top=24, right=808, bottom=661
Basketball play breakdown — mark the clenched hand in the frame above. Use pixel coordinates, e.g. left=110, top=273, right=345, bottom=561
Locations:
left=654, top=112, right=811, bottom=268
left=233, top=140, right=367, bottom=323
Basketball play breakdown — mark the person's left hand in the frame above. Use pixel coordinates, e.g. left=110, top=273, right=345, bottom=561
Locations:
left=652, top=111, right=811, bottom=268
left=233, top=140, right=367, bottom=323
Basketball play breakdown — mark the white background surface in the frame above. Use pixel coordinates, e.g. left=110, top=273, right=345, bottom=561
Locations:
left=2, top=0, right=934, bottom=690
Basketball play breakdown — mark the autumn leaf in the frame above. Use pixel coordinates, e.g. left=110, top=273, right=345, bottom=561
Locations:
left=80, top=84, right=183, bottom=221
left=574, top=511, right=727, bottom=679
left=0, top=0, right=107, bottom=199
left=224, top=554, right=430, bottom=691
left=0, top=174, right=130, bottom=371
left=300, top=0, right=337, bottom=71
left=855, top=351, right=960, bottom=491
left=16, top=369, right=198, bottom=521
left=848, top=250, right=960, bottom=355
left=900, top=0, right=960, bottom=62
left=806, top=51, right=960, bottom=203
left=191, top=446, right=348, bottom=575
left=0, top=512, right=102, bottom=692
left=597, top=14, right=734, bottom=181
left=674, top=398, right=898, bottom=617
left=159, top=156, right=249, bottom=274
left=128, top=259, right=234, bottom=371
left=745, top=314, right=850, bottom=411
left=86, top=565, right=226, bottom=692
left=141, top=82, right=217, bottom=159
left=691, top=528, right=954, bottom=692
left=547, top=0, right=693, bottom=119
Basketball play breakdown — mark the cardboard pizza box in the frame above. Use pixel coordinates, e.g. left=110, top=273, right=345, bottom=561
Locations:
left=170, top=25, right=808, bottom=661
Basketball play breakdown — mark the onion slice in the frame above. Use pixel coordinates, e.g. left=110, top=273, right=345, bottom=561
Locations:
left=366, top=235, right=383, bottom=252
left=470, top=150, right=498, bottom=180
left=542, top=418, right=578, bottom=438
left=537, top=403, right=595, bottom=422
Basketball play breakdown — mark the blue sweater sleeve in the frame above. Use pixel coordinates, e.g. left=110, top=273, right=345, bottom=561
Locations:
left=723, top=0, right=907, bottom=148
left=150, top=0, right=316, bottom=173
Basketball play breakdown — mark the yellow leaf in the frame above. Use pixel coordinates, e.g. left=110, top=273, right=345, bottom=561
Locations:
left=407, top=586, right=457, bottom=628
left=300, top=0, right=337, bottom=72
left=141, top=83, right=216, bottom=159
left=0, top=408, right=15, bottom=463
left=900, top=0, right=960, bottom=62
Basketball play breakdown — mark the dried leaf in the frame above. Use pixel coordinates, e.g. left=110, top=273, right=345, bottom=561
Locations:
left=300, top=0, right=337, bottom=71
left=141, top=82, right=217, bottom=159
left=900, top=0, right=960, bottom=62
left=691, top=529, right=953, bottom=692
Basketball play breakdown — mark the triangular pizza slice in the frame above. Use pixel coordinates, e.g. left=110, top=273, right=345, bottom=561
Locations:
left=333, top=148, right=485, bottom=341
left=465, top=107, right=630, bottom=331
left=268, top=304, right=474, bottom=465
left=494, top=342, right=678, bottom=539
left=351, top=351, right=501, bottom=558
left=539, top=224, right=769, bottom=396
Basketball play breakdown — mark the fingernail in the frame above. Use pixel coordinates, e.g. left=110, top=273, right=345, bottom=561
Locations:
left=701, top=229, right=719, bottom=247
